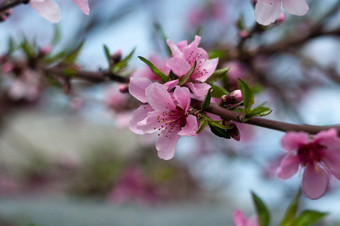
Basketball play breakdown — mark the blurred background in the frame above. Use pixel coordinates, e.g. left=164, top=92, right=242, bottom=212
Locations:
left=0, top=0, right=340, bottom=225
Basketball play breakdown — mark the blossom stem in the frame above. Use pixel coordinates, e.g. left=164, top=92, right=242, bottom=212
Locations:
left=191, top=100, right=340, bottom=135
left=0, top=0, right=29, bottom=12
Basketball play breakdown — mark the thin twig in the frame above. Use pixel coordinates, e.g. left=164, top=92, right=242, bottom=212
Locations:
left=0, top=0, right=29, bottom=12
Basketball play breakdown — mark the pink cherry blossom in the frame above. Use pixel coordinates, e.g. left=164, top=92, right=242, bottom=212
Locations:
left=277, top=129, right=340, bottom=199
left=72, top=0, right=90, bottom=15
left=255, top=0, right=309, bottom=26
left=8, top=70, right=40, bottom=101
left=30, top=0, right=60, bottom=23
left=166, top=36, right=218, bottom=99
left=233, top=209, right=259, bottom=226
left=130, top=83, right=198, bottom=160
left=29, top=0, right=90, bottom=23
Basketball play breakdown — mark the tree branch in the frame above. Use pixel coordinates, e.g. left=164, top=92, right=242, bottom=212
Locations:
left=0, top=0, right=29, bottom=12
left=191, top=100, right=340, bottom=135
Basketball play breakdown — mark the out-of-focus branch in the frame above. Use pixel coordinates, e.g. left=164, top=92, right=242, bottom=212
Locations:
left=0, top=0, right=29, bottom=12
left=191, top=100, right=340, bottom=135
left=45, top=67, right=130, bottom=83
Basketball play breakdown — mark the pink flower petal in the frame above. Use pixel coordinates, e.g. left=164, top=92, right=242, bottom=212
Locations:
left=178, top=115, right=198, bottom=136
left=192, top=58, right=219, bottom=82
left=302, top=163, right=328, bottom=199
left=129, top=77, right=152, bottom=103
left=137, top=111, right=170, bottom=134
left=177, top=40, right=188, bottom=51
left=321, top=148, right=340, bottom=180
left=30, top=0, right=60, bottom=23
left=72, top=0, right=90, bottom=15
left=186, top=82, right=211, bottom=100
left=254, top=0, right=281, bottom=26
left=277, top=153, right=300, bottom=179
left=282, top=0, right=309, bottom=16
left=166, top=39, right=183, bottom=58
left=281, top=132, right=309, bottom=151
left=187, top=35, right=202, bottom=49
left=145, top=83, right=176, bottom=111
left=129, top=105, right=153, bottom=135
left=233, top=209, right=248, bottom=226
left=173, top=86, right=191, bottom=112
left=166, top=57, right=191, bottom=77
left=163, top=80, right=179, bottom=90
left=148, top=55, right=171, bottom=75
left=314, top=128, right=339, bottom=147
left=156, top=128, right=181, bottom=160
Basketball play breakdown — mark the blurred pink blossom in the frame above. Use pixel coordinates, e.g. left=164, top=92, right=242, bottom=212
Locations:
left=277, top=129, right=340, bottom=199
left=233, top=209, right=259, bottom=226
left=255, top=0, right=309, bottom=26
left=8, top=70, right=40, bottom=101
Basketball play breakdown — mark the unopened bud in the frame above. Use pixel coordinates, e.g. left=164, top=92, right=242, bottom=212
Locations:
left=226, top=122, right=240, bottom=141
left=276, top=12, right=285, bottom=23
left=239, top=30, right=249, bottom=39
left=221, top=90, right=242, bottom=105
left=111, top=49, right=122, bottom=64
left=119, top=84, right=129, bottom=93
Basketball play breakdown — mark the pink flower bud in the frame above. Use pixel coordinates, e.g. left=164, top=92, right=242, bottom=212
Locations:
left=221, top=90, right=242, bottom=105
left=276, top=12, right=285, bottom=23
left=111, top=49, right=122, bottom=63
left=239, top=30, right=249, bottom=39
left=119, top=84, right=129, bottom=93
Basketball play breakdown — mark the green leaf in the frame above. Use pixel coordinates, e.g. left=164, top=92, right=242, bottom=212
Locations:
left=209, top=125, right=230, bottom=139
left=197, top=118, right=208, bottom=134
left=237, top=78, right=254, bottom=111
left=178, top=61, right=196, bottom=86
left=44, top=50, right=66, bottom=63
left=138, top=56, right=168, bottom=83
left=208, top=120, right=231, bottom=130
left=210, top=84, right=229, bottom=98
left=206, top=67, right=230, bottom=84
left=169, top=71, right=176, bottom=80
left=103, top=45, right=111, bottom=65
left=201, top=87, right=213, bottom=111
left=52, top=26, right=61, bottom=46
left=251, top=192, right=270, bottom=226
left=294, top=210, right=327, bottom=226
left=65, top=40, right=84, bottom=64
left=280, top=189, right=301, bottom=226
left=113, top=48, right=136, bottom=73
left=247, top=104, right=272, bottom=118
left=208, top=49, right=225, bottom=59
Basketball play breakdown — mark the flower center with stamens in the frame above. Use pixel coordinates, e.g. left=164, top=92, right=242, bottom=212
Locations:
left=297, top=142, right=324, bottom=166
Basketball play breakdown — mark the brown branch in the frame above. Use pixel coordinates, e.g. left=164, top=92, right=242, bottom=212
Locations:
left=191, top=100, right=340, bottom=135
left=0, top=0, right=29, bottom=12
left=45, top=67, right=130, bottom=83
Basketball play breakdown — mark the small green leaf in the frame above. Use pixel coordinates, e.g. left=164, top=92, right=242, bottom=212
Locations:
left=52, top=26, right=61, bottom=46
left=251, top=192, right=270, bottom=226
left=209, top=125, right=230, bottom=139
left=197, top=118, right=208, bottom=134
left=206, top=67, right=230, bottom=84
left=293, top=210, right=327, bottom=226
left=208, top=50, right=225, bottom=59
left=208, top=120, right=231, bottom=130
left=65, top=40, right=84, bottom=64
left=139, top=56, right=168, bottom=83
left=113, top=48, right=136, bottom=73
left=237, top=78, right=254, bottom=111
left=103, top=45, right=111, bottom=65
left=64, top=68, right=76, bottom=77
left=178, top=61, right=196, bottom=86
left=247, top=104, right=272, bottom=118
left=44, top=50, right=66, bottom=63
left=169, top=71, right=176, bottom=81
left=210, top=84, right=229, bottom=98
left=201, top=87, right=213, bottom=111
left=280, top=189, right=301, bottom=226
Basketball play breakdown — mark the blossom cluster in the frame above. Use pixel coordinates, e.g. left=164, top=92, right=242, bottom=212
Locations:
left=30, top=0, right=90, bottom=23
left=129, top=36, right=219, bottom=160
